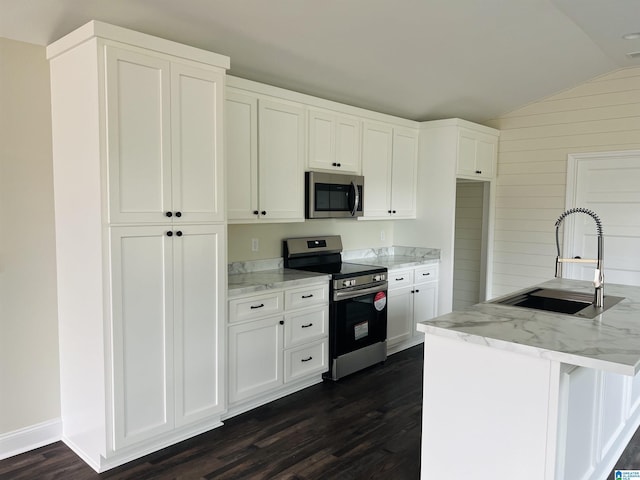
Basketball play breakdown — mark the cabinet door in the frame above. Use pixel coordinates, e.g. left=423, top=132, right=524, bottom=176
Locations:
left=225, top=91, right=259, bottom=222
left=412, top=282, right=438, bottom=334
left=457, top=129, right=478, bottom=177
left=456, top=128, right=497, bottom=179
left=106, top=46, right=172, bottom=224
left=362, top=122, right=393, bottom=218
left=258, top=99, right=305, bottom=221
left=334, top=114, right=361, bottom=174
left=475, top=136, right=496, bottom=179
left=308, top=109, right=335, bottom=170
left=387, top=285, right=414, bottom=347
left=561, top=367, right=599, bottom=480
left=308, top=110, right=361, bottom=174
left=228, top=316, right=284, bottom=403
left=173, top=224, right=226, bottom=426
left=110, top=226, right=174, bottom=448
left=171, top=64, right=225, bottom=223
left=390, top=128, right=418, bottom=218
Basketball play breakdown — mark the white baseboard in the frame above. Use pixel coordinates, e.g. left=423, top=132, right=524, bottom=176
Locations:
left=0, top=418, right=62, bottom=461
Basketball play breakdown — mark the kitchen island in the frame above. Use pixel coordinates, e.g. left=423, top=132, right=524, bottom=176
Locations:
left=417, top=278, right=640, bottom=480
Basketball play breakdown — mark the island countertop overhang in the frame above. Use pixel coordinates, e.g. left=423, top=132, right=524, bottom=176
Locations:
left=417, top=278, right=640, bottom=376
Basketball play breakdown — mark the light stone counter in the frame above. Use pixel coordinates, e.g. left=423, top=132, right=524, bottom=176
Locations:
left=417, top=277, right=640, bottom=376
left=228, top=269, right=330, bottom=299
left=343, top=246, right=440, bottom=270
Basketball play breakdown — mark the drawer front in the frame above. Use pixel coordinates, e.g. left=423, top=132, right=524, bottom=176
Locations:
left=285, top=284, right=328, bottom=310
left=284, top=339, right=328, bottom=383
left=414, top=264, right=439, bottom=284
left=229, top=291, right=284, bottom=323
left=284, top=306, right=328, bottom=348
left=388, top=269, right=414, bottom=290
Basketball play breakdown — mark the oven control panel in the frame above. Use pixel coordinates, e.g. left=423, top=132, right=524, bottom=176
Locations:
left=333, top=272, right=388, bottom=291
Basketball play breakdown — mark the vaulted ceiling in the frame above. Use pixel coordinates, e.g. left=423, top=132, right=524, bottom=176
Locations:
left=2, top=0, right=639, bottom=123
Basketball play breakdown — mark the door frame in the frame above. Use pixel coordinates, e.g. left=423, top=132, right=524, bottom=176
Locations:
left=564, top=149, right=640, bottom=275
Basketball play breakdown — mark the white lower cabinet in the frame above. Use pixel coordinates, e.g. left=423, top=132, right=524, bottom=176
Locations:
left=227, top=283, right=329, bottom=415
left=228, top=315, right=284, bottom=403
left=387, top=264, right=438, bottom=354
left=111, top=224, right=226, bottom=448
left=557, top=366, right=640, bottom=480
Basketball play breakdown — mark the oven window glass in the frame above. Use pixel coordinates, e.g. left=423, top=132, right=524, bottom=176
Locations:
left=333, top=291, right=387, bottom=356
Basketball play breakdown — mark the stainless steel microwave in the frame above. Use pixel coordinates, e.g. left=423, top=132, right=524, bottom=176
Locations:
left=305, top=171, right=364, bottom=219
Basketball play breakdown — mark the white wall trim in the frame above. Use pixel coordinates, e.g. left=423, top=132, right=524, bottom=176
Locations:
left=0, top=418, right=62, bottom=460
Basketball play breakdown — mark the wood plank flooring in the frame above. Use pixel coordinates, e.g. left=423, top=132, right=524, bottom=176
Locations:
left=0, top=345, right=423, bottom=480
left=4, top=343, right=640, bottom=479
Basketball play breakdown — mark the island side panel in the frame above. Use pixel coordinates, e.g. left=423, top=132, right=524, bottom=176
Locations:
left=421, top=334, right=561, bottom=480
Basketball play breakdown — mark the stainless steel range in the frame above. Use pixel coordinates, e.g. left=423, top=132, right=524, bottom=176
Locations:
left=283, top=235, right=388, bottom=380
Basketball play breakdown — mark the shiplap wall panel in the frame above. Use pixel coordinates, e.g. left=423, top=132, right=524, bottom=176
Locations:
left=487, top=66, right=640, bottom=297
left=453, top=182, right=484, bottom=310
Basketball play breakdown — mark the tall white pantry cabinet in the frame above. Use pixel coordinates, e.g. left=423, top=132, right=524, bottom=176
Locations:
left=47, top=21, right=229, bottom=472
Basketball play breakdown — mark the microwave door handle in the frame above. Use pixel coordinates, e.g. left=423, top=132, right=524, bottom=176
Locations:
left=350, top=180, right=359, bottom=217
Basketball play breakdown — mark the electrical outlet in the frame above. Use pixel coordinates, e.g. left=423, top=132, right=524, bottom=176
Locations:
left=380, top=230, right=385, bottom=241
left=251, top=238, right=259, bottom=252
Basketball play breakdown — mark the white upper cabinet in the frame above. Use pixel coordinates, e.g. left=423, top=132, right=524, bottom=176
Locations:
left=225, top=88, right=305, bottom=223
left=258, top=99, right=305, bottom=221
left=308, top=108, right=361, bottom=174
left=225, top=91, right=259, bottom=221
left=456, top=127, right=498, bottom=180
left=106, top=45, right=224, bottom=224
left=362, top=122, right=418, bottom=219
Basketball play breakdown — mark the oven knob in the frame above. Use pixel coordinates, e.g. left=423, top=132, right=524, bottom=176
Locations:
left=342, top=279, right=352, bottom=287
left=373, top=274, right=385, bottom=282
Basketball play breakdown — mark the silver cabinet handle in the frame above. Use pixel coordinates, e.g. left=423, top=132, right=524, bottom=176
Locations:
left=301, top=356, right=313, bottom=362
left=250, top=303, right=264, bottom=309
left=301, top=323, right=313, bottom=328
left=301, top=294, right=313, bottom=299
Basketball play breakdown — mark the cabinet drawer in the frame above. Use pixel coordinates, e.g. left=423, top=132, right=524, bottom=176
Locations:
left=229, top=291, right=284, bottom=323
left=388, top=269, right=413, bottom=289
left=414, top=264, right=439, bottom=284
left=285, top=284, right=328, bottom=310
left=284, top=339, right=328, bottom=383
left=284, top=306, right=328, bottom=348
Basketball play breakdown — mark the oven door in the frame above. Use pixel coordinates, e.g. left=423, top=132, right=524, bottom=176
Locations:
left=332, top=284, right=387, bottom=356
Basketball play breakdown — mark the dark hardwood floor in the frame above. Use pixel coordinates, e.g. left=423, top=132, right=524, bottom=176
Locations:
left=4, top=344, right=640, bottom=479
left=0, top=345, right=423, bottom=480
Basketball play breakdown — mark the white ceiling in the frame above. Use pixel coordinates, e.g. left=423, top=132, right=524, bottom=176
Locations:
left=2, top=0, right=639, bottom=123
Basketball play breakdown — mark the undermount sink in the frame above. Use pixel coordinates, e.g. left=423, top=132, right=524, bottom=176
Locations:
left=492, top=287, right=624, bottom=319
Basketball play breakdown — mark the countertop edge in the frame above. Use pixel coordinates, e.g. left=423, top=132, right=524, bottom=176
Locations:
left=228, top=270, right=331, bottom=299
left=417, top=322, right=637, bottom=376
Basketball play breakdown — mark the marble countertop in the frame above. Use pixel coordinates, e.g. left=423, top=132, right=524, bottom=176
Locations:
left=417, top=278, right=640, bottom=376
left=347, top=254, right=440, bottom=270
left=228, top=269, right=331, bottom=299
left=227, top=246, right=441, bottom=298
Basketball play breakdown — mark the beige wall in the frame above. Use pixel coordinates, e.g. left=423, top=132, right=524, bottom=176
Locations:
left=0, top=38, right=60, bottom=433
left=487, top=67, right=640, bottom=298
left=228, top=221, right=394, bottom=262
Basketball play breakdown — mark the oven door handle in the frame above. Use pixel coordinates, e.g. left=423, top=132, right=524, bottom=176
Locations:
left=349, top=180, right=360, bottom=217
left=333, top=282, right=388, bottom=301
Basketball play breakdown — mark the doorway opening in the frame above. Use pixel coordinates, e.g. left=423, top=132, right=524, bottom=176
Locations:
left=453, top=179, right=491, bottom=310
